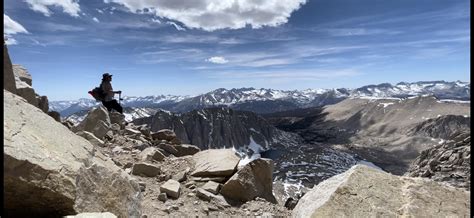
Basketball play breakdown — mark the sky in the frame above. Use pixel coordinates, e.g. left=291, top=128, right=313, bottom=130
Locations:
left=4, top=0, right=470, bottom=101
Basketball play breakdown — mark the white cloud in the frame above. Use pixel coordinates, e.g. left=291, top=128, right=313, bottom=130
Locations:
left=25, top=0, right=81, bottom=17
left=104, top=0, right=307, bottom=31
left=166, top=21, right=185, bottom=31
left=4, top=14, right=29, bottom=45
left=4, top=14, right=29, bottom=35
left=93, top=17, right=100, bottom=23
left=206, top=56, right=229, bottom=64
left=97, top=9, right=104, bottom=14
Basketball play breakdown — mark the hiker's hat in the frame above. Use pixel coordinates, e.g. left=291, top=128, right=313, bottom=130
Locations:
left=102, top=72, right=112, bottom=78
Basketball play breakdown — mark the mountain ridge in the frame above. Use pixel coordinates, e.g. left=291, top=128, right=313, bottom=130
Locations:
left=52, top=80, right=470, bottom=117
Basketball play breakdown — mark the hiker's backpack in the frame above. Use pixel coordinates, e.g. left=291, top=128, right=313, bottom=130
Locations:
left=88, top=85, right=106, bottom=101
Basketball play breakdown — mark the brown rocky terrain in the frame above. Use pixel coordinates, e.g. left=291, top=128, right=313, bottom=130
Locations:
left=73, top=106, right=291, bottom=217
left=265, top=97, right=470, bottom=175
left=406, top=131, right=470, bottom=190
left=292, top=164, right=470, bottom=217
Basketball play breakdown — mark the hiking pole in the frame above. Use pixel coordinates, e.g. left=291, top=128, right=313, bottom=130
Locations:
left=118, top=92, right=123, bottom=105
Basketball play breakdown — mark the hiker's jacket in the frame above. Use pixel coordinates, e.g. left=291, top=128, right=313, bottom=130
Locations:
left=101, top=81, right=114, bottom=102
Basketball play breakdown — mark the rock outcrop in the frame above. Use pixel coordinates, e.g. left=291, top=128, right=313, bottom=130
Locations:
left=406, top=131, right=470, bottom=190
left=13, top=65, right=38, bottom=106
left=292, top=164, right=470, bottom=217
left=220, top=158, right=277, bottom=203
left=13, top=64, right=33, bottom=85
left=4, top=90, right=142, bottom=217
left=134, top=108, right=284, bottom=151
left=12, top=64, right=50, bottom=113
left=4, top=42, right=17, bottom=93
left=191, top=149, right=240, bottom=177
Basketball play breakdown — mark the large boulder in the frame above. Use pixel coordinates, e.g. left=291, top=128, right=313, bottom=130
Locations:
left=191, top=149, right=240, bottom=177
left=220, top=158, right=276, bottom=203
left=3, top=42, right=17, bottom=93
left=4, top=90, right=142, bottom=217
left=292, top=164, right=470, bottom=217
left=93, top=120, right=111, bottom=139
left=174, top=144, right=201, bottom=156
left=74, top=106, right=111, bottom=138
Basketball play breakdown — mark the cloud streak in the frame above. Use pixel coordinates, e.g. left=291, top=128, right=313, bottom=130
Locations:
left=25, top=0, right=81, bottom=17
left=4, top=14, right=29, bottom=45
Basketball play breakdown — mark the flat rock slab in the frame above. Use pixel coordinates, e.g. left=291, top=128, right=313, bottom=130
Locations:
left=292, top=164, right=471, bottom=218
left=132, top=163, right=161, bottom=177
left=76, top=131, right=105, bottom=147
left=191, top=176, right=227, bottom=183
left=174, top=144, right=201, bottom=157
left=201, top=181, right=222, bottom=195
left=159, top=143, right=179, bottom=155
left=152, top=129, right=177, bottom=141
left=196, top=188, right=213, bottom=201
left=160, top=179, right=181, bottom=199
left=191, top=149, right=240, bottom=177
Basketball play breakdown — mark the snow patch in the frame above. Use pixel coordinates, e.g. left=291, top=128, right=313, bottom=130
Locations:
left=378, top=102, right=394, bottom=108
left=357, top=160, right=384, bottom=171
left=237, top=136, right=265, bottom=167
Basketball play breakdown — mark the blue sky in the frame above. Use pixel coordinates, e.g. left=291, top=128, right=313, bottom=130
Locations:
left=4, top=0, right=470, bottom=101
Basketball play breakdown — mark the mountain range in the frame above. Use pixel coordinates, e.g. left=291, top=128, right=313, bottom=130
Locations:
left=52, top=80, right=470, bottom=120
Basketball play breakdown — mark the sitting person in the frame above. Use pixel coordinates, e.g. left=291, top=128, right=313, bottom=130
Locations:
left=100, top=72, right=123, bottom=114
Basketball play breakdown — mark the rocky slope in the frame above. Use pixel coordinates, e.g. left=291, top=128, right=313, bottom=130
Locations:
left=265, top=96, right=470, bottom=175
left=132, top=107, right=299, bottom=152
left=407, top=115, right=470, bottom=139
left=131, top=107, right=368, bottom=201
left=406, top=131, right=470, bottom=190
left=292, top=164, right=470, bottom=217
left=68, top=105, right=293, bottom=217
left=4, top=90, right=142, bottom=217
